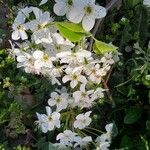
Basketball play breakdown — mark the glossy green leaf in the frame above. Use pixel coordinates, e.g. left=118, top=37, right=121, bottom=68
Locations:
left=124, top=107, right=143, bottom=124
left=57, top=24, right=85, bottom=42
left=94, top=40, right=117, bottom=54
left=57, top=22, right=85, bottom=33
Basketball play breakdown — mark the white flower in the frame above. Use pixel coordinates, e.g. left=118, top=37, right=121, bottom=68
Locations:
left=96, top=123, right=113, bottom=150
left=143, top=0, right=150, bottom=7
left=73, top=84, right=94, bottom=108
left=36, top=112, right=49, bottom=133
left=56, top=49, right=92, bottom=65
left=56, top=130, right=77, bottom=147
left=16, top=52, right=39, bottom=74
left=68, top=0, right=106, bottom=31
left=45, top=106, right=61, bottom=131
left=12, top=21, right=27, bottom=41
left=96, top=141, right=110, bottom=150
left=48, top=66, right=65, bottom=85
left=32, top=28, right=53, bottom=44
left=45, top=33, right=74, bottom=56
left=25, top=8, right=53, bottom=44
left=62, top=68, right=87, bottom=88
left=73, top=111, right=92, bottom=129
left=33, top=50, right=54, bottom=70
left=87, top=64, right=107, bottom=84
left=101, top=53, right=114, bottom=66
left=12, top=7, right=32, bottom=40
left=53, top=0, right=74, bottom=17
left=74, top=136, right=92, bottom=148
left=91, top=87, right=105, bottom=101
left=39, top=0, right=48, bottom=6
left=48, top=91, right=68, bottom=111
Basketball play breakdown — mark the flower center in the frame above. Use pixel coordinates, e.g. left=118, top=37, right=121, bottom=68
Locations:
left=84, top=6, right=93, bottom=15
left=37, top=24, right=46, bottom=30
left=17, top=25, right=24, bottom=30
left=81, top=92, right=87, bottom=98
left=42, top=54, right=49, bottom=61
left=56, top=96, right=62, bottom=103
left=72, top=74, right=77, bottom=80
left=48, top=116, right=52, bottom=121
left=67, top=0, right=73, bottom=6
left=55, top=45, right=61, bottom=51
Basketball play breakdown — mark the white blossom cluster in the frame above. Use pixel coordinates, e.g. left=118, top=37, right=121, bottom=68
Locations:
left=143, top=0, right=150, bottom=7
left=10, top=0, right=115, bottom=149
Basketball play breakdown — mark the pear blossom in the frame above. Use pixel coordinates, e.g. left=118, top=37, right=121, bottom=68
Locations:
left=101, top=53, right=115, bottom=67
left=11, top=7, right=32, bottom=40
left=44, top=33, right=74, bottom=56
left=32, top=28, right=53, bottom=44
left=53, top=0, right=74, bottom=17
left=62, top=68, right=87, bottom=88
left=56, top=49, right=92, bottom=65
left=56, top=130, right=77, bottom=147
left=68, top=0, right=106, bottom=31
left=86, top=64, right=108, bottom=84
left=16, top=52, right=39, bottom=74
left=73, top=111, right=92, bottom=129
left=36, top=107, right=61, bottom=133
left=25, top=8, right=53, bottom=44
left=48, top=66, right=65, bottom=85
left=44, top=106, right=61, bottom=131
left=12, top=7, right=32, bottom=40
left=36, top=112, right=49, bottom=133
left=33, top=50, right=54, bottom=70
left=48, top=91, right=68, bottom=111
left=74, top=136, right=92, bottom=148
left=12, top=19, right=28, bottom=41
left=73, top=84, right=94, bottom=108
left=91, top=87, right=105, bottom=100
left=96, top=123, right=114, bottom=150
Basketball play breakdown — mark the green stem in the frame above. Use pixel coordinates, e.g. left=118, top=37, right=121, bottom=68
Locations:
left=83, top=129, right=99, bottom=137
left=86, top=127, right=105, bottom=134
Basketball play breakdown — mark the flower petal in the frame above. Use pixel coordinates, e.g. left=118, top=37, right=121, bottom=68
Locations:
left=20, top=30, right=28, bottom=40
left=53, top=2, right=67, bottom=16
left=82, top=15, right=95, bottom=31
left=46, top=106, right=52, bottom=116
left=94, top=5, right=107, bottom=19
left=33, top=50, right=44, bottom=59
left=39, top=0, right=48, bottom=6
left=68, top=7, right=84, bottom=23
left=12, top=30, right=20, bottom=40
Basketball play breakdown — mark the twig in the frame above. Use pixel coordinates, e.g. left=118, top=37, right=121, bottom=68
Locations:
left=102, top=78, right=115, bottom=108
left=106, top=65, right=114, bottom=84
left=88, top=0, right=120, bottom=51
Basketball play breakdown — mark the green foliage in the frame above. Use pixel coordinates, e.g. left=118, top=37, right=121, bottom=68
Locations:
left=57, top=23, right=87, bottom=42
left=0, top=0, right=150, bottom=149
left=124, top=107, right=143, bottom=124
left=57, top=22, right=85, bottom=33
left=94, top=40, right=117, bottom=54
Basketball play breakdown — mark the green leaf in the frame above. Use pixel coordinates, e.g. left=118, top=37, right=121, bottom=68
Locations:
left=120, top=135, right=133, bottom=149
left=124, top=107, right=143, bottom=124
left=94, top=40, right=117, bottom=54
left=127, top=0, right=141, bottom=8
left=57, top=24, right=86, bottom=42
left=57, top=22, right=85, bottom=33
